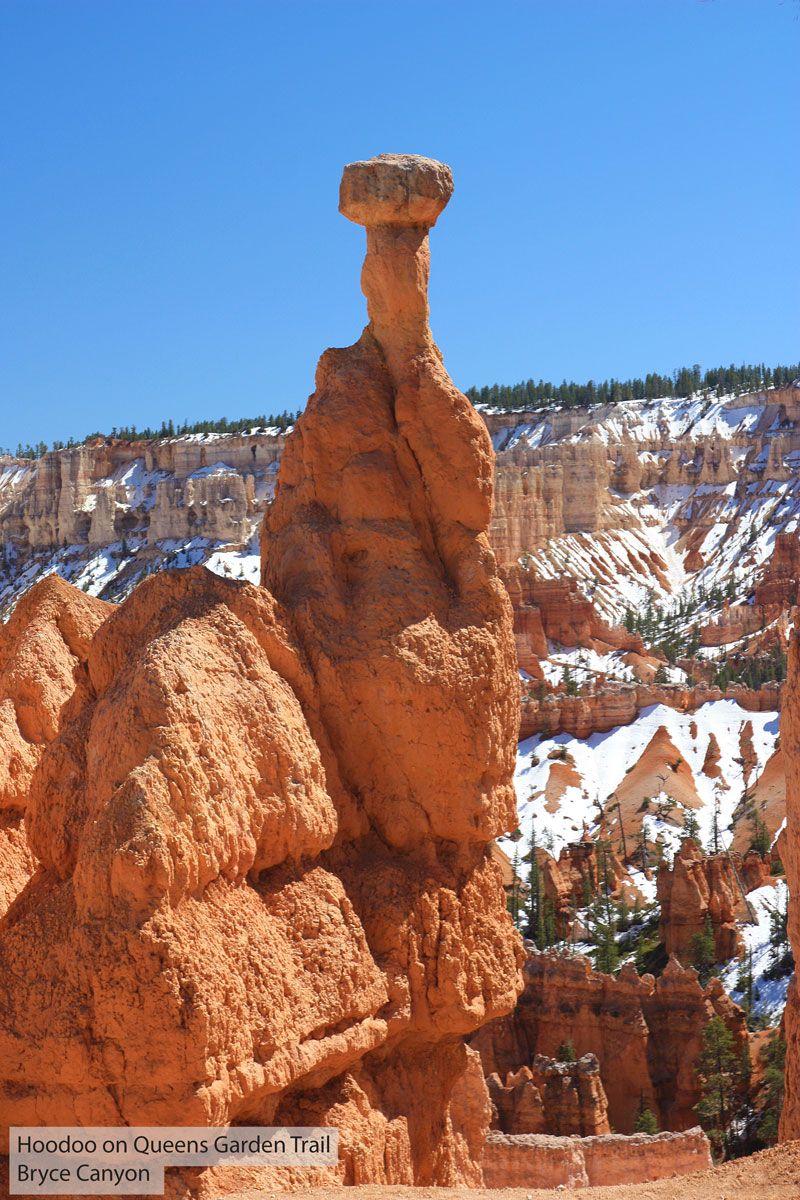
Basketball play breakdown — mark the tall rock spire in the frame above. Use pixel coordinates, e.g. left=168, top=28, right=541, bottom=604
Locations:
left=263, top=153, right=519, bottom=849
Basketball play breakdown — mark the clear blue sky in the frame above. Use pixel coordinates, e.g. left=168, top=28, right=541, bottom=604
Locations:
left=1, top=0, right=797, bottom=450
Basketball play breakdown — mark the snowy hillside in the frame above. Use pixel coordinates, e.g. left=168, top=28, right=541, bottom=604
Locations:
left=0, top=431, right=284, bottom=616
left=490, top=388, right=800, bottom=653
left=503, top=700, right=779, bottom=862
left=501, top=698, right=790, bottom=1021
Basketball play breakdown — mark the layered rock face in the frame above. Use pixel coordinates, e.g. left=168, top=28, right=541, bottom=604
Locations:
left=487, top=1052, right=610, bottom=1136
left=0, top=435, right=282, bottom=553
left=502, top=563, right=646, bottom=678
left=520, top=678, right=780, bottom=741
left=488, top=388, right=800, bottom=593
left=470, top=950, right=747, bottom=1135
left=656, top=839, right=753, bottom=964
left=482, top=1127, right=712, bottom=1189
left=0, top=155, right=522, bottom=1189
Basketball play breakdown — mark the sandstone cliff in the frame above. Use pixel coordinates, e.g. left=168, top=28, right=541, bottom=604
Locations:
left=0, top=155, right=523, bottom=1190
left=655, top=839, right=774, bottom=965
left=470, top=950, right=748, bottom=1135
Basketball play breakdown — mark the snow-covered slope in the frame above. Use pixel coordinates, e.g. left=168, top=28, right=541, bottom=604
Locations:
left=0, top=430, right=286, bottom=615
left=502, top=700, right=779, bottom=863
left=489, top=385, right=800, bottom=634
left=501, top=698, right=790, bottom=1020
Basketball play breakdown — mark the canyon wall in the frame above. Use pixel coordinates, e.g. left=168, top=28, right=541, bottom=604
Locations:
left=0, top=434, right=284, bottom=554
left=2, top=390, right=799, bottom=613
left=0, top=154, right=523, bottom=1190
left=470, top=950, right=748, bottom=1135
left=520, top=679, right=780, bottom=740
left=487, top=387, right=800, bottom=574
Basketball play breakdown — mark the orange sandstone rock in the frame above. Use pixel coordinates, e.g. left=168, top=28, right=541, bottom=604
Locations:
left=262, top=153, right=518, bottom=851
left=488, top=1052, right=610, bottom=1137
left=481, top=1127, right=712, bottom=1189
left=0, top=576, right=110, bottom=917
left=520, top=679, right=780, bottom=742
left=0, top=155, right=522, bottom=1190
left=656, top=839, right=744, bottom=964
left=471, top=950, right=747, bottom=1135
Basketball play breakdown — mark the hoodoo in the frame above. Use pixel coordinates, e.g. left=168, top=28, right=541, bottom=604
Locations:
left=0, top=155, right=522, bottom=1191
left=262, top=153, right=519, bottom=849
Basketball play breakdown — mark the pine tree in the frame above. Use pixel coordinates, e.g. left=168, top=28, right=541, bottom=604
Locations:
left=559, top=1039, right=576, bottom=1063
left=749, top=810, right=771, bottom=856
left=757, top=1032, right=786, bottom=1146
left=710, top=793, right=722, bottom=855
left=768, top=893, right=793, bottom=977
left=682, top=809, right=701, bottom=843
left=594, top=920, right=618, bottom=975
left=695, top=1015, right=741, bottom=1159
left=735, top=949, right=754, bottom=1024
left=634, top=1091, right=659, bottom=1134
left=591, top=847, right=619, bottom=975
left=507, top=842, right=523, bottom=929
left=524, top=820, right=548, bottom=947
left=691, top=914, right=717, bottom=985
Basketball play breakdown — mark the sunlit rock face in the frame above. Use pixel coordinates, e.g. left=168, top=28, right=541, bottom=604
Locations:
left=0, top=155, right=523, bottom=1191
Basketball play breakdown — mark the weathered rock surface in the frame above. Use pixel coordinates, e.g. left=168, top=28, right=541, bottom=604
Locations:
left=481, top=1127, right=712, bottom=1189
left=656, top=839, right=747, bottom=964
left=520, top=679, right=781, bottom=741
left=0, top=435, right=283, bottom=553
left=502, top=564, right=647, bottom=680
left=537, top=838, right=633, bottom=938
left=470, top=950, right=747, bottom=1135
left=0, top=576, right=110, bottom=917
left=261, top=153, right=518, bottom=851
left=0, top=155, right=523, bottom=1189
left=487, top=1051, right=610, bottom=1137
left=487, top=388, right=800, bottom=579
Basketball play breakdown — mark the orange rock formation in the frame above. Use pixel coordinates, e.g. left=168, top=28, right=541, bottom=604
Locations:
left=656, top=839, right=748, bottom=964
left=0, top=155, right=523, bottom=1189
left=487, top=1051, right=610, bottom=1137
left=536, top=839, right=633, bottom=938
left=470, top=950, right=747, bottom=1135
left=481, top=1127, right=712, bottom=1189
left=520, top=679, right=780, bottom=741
left=0, top=576, right=110, bottom=917
left=482, top=1128, right=714, bottom=1195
